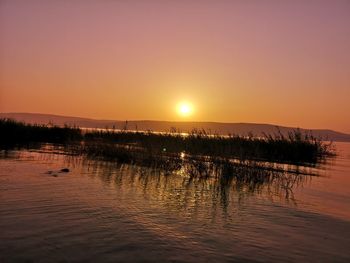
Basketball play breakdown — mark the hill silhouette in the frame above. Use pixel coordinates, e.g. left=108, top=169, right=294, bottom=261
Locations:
left=1, top=112, right=350, bottom=142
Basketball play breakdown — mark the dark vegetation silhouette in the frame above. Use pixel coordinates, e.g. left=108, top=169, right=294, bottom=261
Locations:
left=0, top=118, right=333, bottom=167
left=0, top=118, right=81, bottom=148
left=84, top=127, right=333, bottom=165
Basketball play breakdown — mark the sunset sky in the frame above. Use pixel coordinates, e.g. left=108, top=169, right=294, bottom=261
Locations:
left=1, top=0, right=349, bottom=132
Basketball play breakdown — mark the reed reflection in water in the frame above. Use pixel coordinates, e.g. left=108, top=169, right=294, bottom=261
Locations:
left=34, top=149, right=313, bottom=216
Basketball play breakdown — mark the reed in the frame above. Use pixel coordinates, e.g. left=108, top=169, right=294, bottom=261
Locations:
left=0, top=118, right=333, bottom=165
left=84, top=128, right=333, bottom=165
left=0, top=118, right=82, bottom=148
left=0, top=119, right=330, bottom=191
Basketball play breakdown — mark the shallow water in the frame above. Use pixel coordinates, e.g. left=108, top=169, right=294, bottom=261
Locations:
left=0, top=143, right=350, bottom=262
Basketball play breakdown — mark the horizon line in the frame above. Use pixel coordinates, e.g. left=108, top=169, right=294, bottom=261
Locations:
left=1, top=111, right=349, bottom=135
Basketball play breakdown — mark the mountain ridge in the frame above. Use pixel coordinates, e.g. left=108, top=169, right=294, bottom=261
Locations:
left=1, top=112, right=350, bottom=142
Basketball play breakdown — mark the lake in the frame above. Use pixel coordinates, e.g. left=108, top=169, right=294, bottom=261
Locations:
left=1, top=142, right=350, bottom=262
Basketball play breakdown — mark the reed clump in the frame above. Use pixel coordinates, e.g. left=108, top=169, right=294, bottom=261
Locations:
left=84, top=128, right=333, bottom=165
left=0, top=118, right=82, bottom=148
left=0, top=119, right=333, bottom=165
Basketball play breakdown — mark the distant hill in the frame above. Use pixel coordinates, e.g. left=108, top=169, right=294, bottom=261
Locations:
left=1, top=112, right=350, bottom=142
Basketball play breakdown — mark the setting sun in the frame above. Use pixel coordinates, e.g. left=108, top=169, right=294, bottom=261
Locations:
left=1, top=1, right=350, bottom=262
left=177, top=102, right=193, bottom=117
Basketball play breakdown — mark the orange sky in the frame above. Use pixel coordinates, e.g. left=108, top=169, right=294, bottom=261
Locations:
left=1, top=1, right=349, bottom=133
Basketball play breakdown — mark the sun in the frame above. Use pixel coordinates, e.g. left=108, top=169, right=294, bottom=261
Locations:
left=177, top=102, right=193, bottom=117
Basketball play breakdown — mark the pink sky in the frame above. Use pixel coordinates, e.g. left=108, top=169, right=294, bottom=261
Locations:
left=1, top=0, right=349, bottom=132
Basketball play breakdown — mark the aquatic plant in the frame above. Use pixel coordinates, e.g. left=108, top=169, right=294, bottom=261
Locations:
left=0, top=118, right=82, bottom=148
left=0, top=118, right=334, bottom=165
left=84, top=128, right=333, bottom=165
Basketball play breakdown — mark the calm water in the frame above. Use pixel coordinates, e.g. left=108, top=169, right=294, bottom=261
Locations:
left=1, top=143, right=350, bottom=262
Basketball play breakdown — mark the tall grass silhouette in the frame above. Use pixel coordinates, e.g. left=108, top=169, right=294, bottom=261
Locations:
left=0, top=118, right=82, bottom=148
left=85, top=128, right=333, bottom=165
left=1, top=118, right=333, bottom=166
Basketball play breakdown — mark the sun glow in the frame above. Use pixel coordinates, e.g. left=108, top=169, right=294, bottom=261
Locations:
left=177, top=102, right=193, bottom=117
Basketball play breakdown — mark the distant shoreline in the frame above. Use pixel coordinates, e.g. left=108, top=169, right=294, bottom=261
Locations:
left=1, top=112, right=350, bottom=142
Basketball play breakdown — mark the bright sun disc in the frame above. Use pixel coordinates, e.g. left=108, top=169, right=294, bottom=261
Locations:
left=177, top=102, right=193, bottom=117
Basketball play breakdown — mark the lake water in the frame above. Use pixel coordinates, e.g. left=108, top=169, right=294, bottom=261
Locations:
left=1, top=143, right=350, bottom=262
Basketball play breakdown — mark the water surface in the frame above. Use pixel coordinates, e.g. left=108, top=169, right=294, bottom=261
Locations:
left=1, top=143, right=350, bottom=262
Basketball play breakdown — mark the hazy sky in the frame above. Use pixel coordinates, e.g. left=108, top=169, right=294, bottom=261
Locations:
left=1, top=0, right=349, bottom=132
